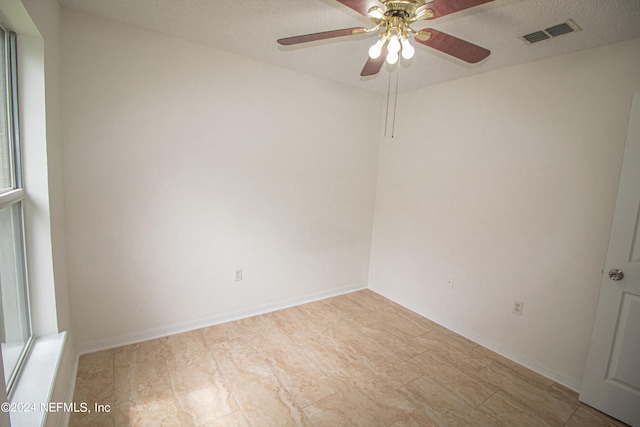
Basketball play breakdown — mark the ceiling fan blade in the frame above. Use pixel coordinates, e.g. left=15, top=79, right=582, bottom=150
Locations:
left=360, top=46, right=387, bottom=76
left=336, top=0, right=384, bottom=16
left=277, top=27, right=367, bottom=45
left=421, top=0, right=495, bottom=19
left=414, top=29, right=490, bottom=63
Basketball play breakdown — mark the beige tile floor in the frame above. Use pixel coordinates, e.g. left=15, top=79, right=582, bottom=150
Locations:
left=70, top=289, right=628, bottom=426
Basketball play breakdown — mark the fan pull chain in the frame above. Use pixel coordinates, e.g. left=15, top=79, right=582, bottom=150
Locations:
left=384, top=64, right=400, bottom=139
left=392, top=64, right=400, bottom=138
left=384, top=72, right=391, bottom=137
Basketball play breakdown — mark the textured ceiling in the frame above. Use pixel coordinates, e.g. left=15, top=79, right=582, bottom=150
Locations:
left=59, top=0, right=640, bottom=95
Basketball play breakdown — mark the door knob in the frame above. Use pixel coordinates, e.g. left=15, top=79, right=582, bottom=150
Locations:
left=608, top=269, right=624, bottom=281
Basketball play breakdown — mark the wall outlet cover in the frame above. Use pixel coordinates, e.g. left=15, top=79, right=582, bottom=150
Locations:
left=512, top=300, right=524, bottom=315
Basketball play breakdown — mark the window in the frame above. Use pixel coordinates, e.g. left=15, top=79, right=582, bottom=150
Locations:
left=0, top=25, right=32, bottom=394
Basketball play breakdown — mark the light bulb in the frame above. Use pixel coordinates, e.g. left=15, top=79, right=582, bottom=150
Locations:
left=387, top=35, right=401, bottom=54
left=401, top=38, right=415, bottom=59
left=368, top=39, right=384, bottom=59
left=367, top=6, right=384, bottom=20
left=386, top=50, right=399, bottom=65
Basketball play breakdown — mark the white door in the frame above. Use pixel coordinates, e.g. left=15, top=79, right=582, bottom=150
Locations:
left=580, top=92, right=640, bottom=426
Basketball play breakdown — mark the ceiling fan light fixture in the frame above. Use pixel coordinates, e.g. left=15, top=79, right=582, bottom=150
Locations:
left=368, top=38, right=385, bottom=59
left=387, top=34, right=401, bottom=54
left=278, top=0, right=495, bottom=77
left=386, top=50, right=399, bottom=65
left=401, top=37, right=415, bottom=59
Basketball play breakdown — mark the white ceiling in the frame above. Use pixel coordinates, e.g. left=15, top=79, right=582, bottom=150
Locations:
left=59, top=0, right=640, bottom=95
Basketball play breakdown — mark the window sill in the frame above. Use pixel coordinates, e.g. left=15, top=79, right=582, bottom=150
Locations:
left=8, top=332, right=67, bottom=427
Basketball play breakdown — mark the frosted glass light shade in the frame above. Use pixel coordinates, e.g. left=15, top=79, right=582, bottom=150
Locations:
left=401, top=38, right=415, bottom=59
left=387, top=35, right=401, bottom=54
left=386, top=50, right=399, bottom=64
left=368, top=39, right=384, bottom=59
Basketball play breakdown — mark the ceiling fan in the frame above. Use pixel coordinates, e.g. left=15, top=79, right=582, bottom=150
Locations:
left=277, top=0, right=495, bottom=76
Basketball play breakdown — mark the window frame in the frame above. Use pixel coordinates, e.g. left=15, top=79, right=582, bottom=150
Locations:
left=0, top=24, right=33, bottom=396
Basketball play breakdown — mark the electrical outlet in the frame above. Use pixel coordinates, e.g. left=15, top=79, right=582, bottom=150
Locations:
left=234, top=268, right=243, bottom=281
left=512, top=300, right=523, bottom=315
left=446, top=277, right=454, bottom=289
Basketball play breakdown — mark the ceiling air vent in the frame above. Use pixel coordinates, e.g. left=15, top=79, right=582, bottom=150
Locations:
left=522, top=31, right=549, bottom=44
left=545, top=22, right=575, bottom=37
left=522, top=19, right=581, bottom=44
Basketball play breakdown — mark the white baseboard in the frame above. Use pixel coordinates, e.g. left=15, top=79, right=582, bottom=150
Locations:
left=75, top=283, right=367, bottom=355
left=74, top=283, right=581, bottom=392
left=369, top=287, right=582, bottom=393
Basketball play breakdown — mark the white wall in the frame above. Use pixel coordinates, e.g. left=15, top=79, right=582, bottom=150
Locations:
left=61, top=9, right=382, bottom=349
left=369, top=38, right=640, bottom=390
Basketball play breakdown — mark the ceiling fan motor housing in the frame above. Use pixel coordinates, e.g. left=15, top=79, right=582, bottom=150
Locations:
left=383, top=1, right=424, bottom=18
